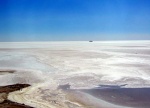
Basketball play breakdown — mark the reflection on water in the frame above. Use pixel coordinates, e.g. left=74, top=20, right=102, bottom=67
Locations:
left=79, top=84, right=150, bottom=108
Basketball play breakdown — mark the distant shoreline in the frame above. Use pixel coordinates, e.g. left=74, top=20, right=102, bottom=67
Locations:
left=0, top=40, right=150, bottom=43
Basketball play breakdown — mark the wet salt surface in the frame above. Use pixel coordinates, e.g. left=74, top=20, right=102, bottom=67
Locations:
left=58, top=84, right=150, bottom=108
left=78, top=85, right=150, bottom=108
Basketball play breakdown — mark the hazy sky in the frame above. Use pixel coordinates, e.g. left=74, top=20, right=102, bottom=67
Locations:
left=0, top=0, right=150, bottom=41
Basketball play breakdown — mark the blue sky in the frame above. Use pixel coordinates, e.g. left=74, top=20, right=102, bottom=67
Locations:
left=0, top=0, right=150, bottom=41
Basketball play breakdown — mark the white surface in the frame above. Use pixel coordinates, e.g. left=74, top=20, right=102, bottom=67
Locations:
left=1, top=41, right=150, bottom=108
left=0, top=41, right=150, bottom=88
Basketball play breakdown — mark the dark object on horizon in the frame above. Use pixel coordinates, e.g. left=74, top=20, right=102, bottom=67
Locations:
left=89, top=40, right=93, bottom=42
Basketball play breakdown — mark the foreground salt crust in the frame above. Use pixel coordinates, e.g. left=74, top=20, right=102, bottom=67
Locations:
left=8, top=82, right=130, bottom=108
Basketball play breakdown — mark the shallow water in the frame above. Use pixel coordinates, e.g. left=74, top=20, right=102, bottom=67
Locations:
left=80, top=85, right=150, bottom=108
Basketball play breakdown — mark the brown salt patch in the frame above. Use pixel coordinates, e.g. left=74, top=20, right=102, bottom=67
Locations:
left=0, top=100, right=33, bottom=108
left=0, top=84, right=32, bottom=108
left=0, top=70, right=15, bottom=75
left=0, top=84, right=30, bottom=93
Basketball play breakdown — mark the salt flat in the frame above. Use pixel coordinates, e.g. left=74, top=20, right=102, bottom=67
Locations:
left=0, top=41, right=150, bottom=108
